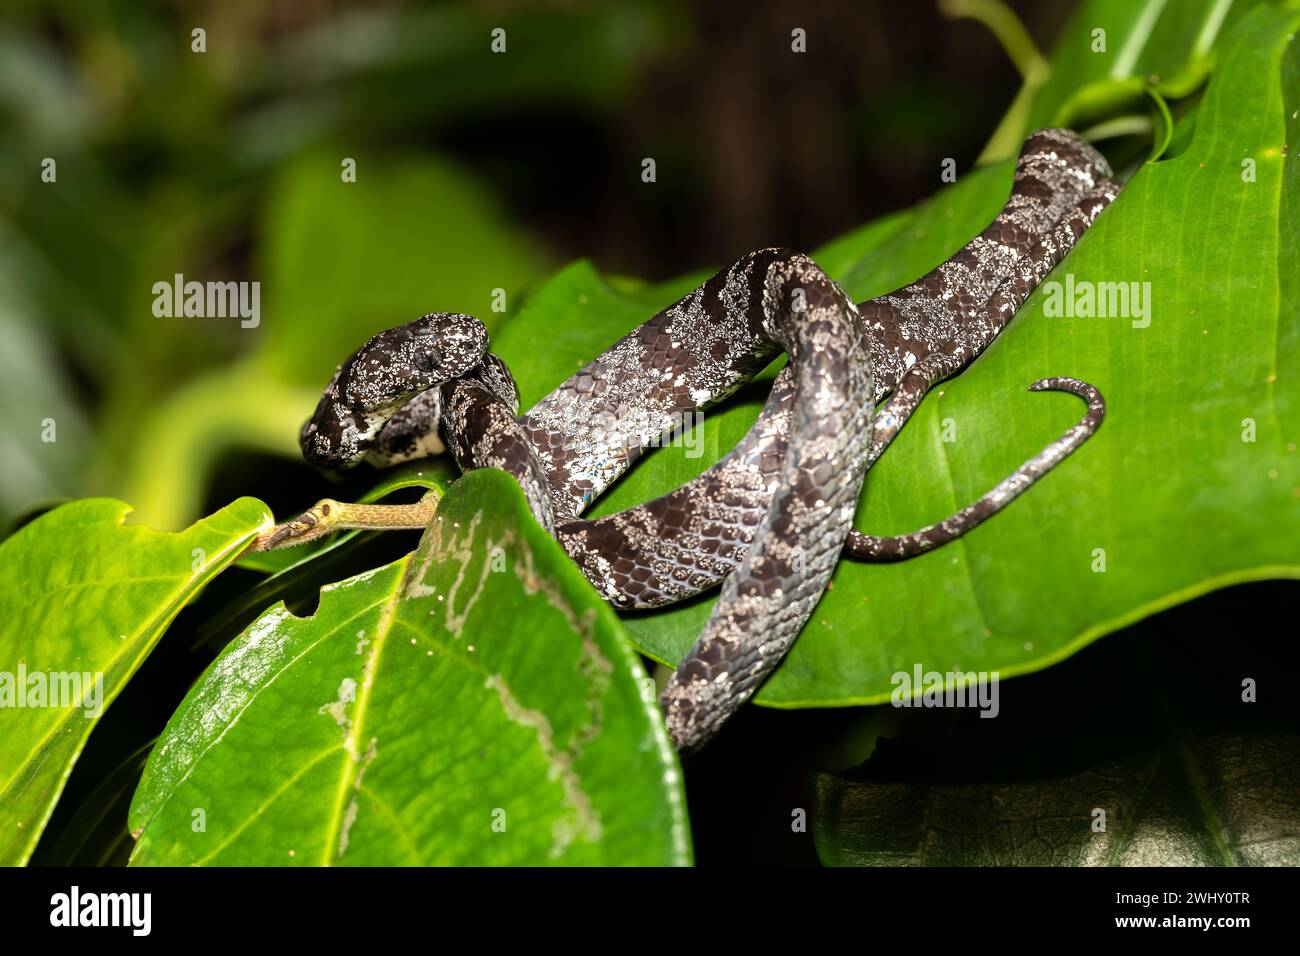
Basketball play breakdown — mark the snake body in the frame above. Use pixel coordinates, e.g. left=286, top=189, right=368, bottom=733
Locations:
left=297, top=129, right=1120, bottom=751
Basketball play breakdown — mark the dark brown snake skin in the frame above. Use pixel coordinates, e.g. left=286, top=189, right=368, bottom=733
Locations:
left=298, top=129, right=1121, bottom=752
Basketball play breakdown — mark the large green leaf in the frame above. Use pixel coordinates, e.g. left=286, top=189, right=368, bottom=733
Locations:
left=812, top=589, right=1300, bottom=866
left=0, top=496, right=270, bottom=865
left=493, top=2, right=1300, bottom=707
left=128, top=470, right=690, bottom=866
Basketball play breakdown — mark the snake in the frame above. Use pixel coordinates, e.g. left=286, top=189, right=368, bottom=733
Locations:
left=284, top=128, right=1120, bottom=752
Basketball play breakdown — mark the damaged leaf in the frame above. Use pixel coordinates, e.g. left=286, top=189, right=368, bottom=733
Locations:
left=128, top=470, right=690, bottom=866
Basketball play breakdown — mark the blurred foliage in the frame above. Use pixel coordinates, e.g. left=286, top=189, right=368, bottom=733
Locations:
left=0, top=0, right=681, bottom=528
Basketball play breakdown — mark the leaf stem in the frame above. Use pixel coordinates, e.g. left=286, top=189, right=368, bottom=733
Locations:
left=938, top=0, right=1050, bottom=164
left=939, top=0, right=1048, bottom=82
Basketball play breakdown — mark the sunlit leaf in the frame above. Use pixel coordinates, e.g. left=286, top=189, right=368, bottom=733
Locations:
left=0, top=497, right=270, bottom=865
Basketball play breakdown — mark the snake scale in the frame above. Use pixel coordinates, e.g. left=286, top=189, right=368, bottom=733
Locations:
left=278, top=129, right=1120, bottom=752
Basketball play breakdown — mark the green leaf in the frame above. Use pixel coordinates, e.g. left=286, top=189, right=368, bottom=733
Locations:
left=0, top=496, right=270, bottom=865
left=811, top=593, right=1300, bottom=866
left=128, top=469, right=690, bottom=866
left=118, top=365, right=320, bottom=537
left=258, top=152, right=550, bottom=387
left=494, top=3, right=1300, bottom=707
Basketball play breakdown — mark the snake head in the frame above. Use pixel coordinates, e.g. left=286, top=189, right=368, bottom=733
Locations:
left=299, top=312, right=489, bottom=470
left=408, top=312, right=491, bottom=381
left=343, top=312, right=489, bottom=407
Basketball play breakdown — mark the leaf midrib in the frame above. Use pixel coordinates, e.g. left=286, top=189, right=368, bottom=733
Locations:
left=320, top=558, right=408, bottom=864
